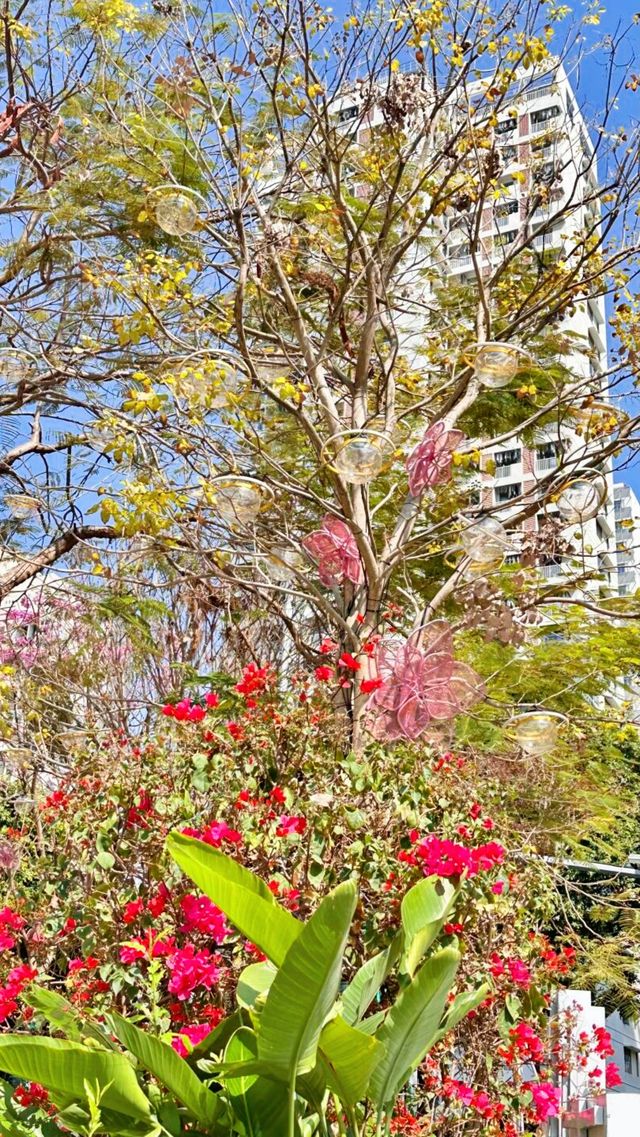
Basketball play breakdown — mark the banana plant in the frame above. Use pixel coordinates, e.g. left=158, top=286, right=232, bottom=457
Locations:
left=0, top=833, right=489, bottom=1137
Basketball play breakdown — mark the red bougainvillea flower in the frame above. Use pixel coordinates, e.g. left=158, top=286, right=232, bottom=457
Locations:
left=365, top=621, right=484, bottom=742
left=314, top=665, right=334, bottom=682
left=122, top=899, right=145, bottom=925
left=338, top=652, right=360, bottom=671
left=13, top=1082, right=50, bottom=1109
left=360, top=677, right=383, bottom=694
left=302, top=514, right=364, bottom=587
left=166, top=945, right=220, bottom=1001
left=236, top=662, right=272, bottom=697
left=0, top=963, right=38, bottom=1022
left=405, top=421, right=465, bottom=497
left=119, top=931, right=175, bottom=964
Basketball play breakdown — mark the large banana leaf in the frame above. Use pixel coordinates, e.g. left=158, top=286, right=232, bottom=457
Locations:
left=237, top=961, right=277, bottom=1010
left=434, top=983, right=490, bottom=1039
left=258, top=880, right=357, bottom=1079
left=400, top=877, right=458, bottom=977
left=368, top=946, right=461, bottom=1108
left=225, top=1027, right=290, bottom=1137
left=26, top=985, right=114, bottom=1049
left=318, top=1016, right=383, bottom=1107
left=0, top=1036, right=152, bottom=1120
left=167, top=833, right=300, bottom=965
left=341, top=936, right=399, bottom=1025
left=108, top=1013, right=220, bottom=1127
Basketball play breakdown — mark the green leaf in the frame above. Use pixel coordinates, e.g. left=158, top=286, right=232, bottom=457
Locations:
left=237, top=961, right=277, bottom=1010
left=167, top=833, right=300, bottom=965
left=258, top=880, right=357, bottom=1079
left=96, top=850, right=115, bottom=870
left=25, top=985, right=113, bottom=1048
left=0, top=1036, right=152, bottom=1120
left=108, top=1013, right=219, bottom=1126
left=435, top=983, right=491, bottom=1038
left=187, top=1008, right=250, bottom=1064
left=341, top=938, right=399, bottom=1025
left=225, top=1027, right=290, bottom=1137
left=368, top=947, right=460, bottom=1108
left=318, top=1016, right=383, bottom=1107
left=400, top=877, right=458, bottom=977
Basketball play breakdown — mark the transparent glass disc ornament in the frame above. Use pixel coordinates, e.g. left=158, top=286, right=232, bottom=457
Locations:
left=461, top=551, right=505, bottom=579
left=0, top=348, right=38, bottom=390
left=325, top=430, right=394, bottom=486
left=465, top=341, right=529, bottom=388
left=555, top=470, right=607, bottom=524
left=459, top=515, right=513, bottom=561
left=214, top=478, right=270, bottom=526
left=265, top=545, right=306, bottom=582
left=506, top=710, right=566, bottom=756
left=147, top=186, right=203, bottom=236
left=4, top=494, right=40, bottom=518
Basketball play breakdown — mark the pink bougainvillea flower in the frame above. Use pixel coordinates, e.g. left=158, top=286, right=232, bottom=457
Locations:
left=405, top=421, right=465, bottom=497
left=171, top=1022, right=211, bottom=1057
left=179, top=895, right=230, bottom=941
left=166, top=945, right=220, bottom=1001
left=606, top=1063, right=623, bottom=1088
left=302, top=514, right=364, bottom=587
left=365, top=621, right=484, bottom=742
left=523, top=1082, right=561, bottom=1121
left=275, top=814, right=307, bottom=837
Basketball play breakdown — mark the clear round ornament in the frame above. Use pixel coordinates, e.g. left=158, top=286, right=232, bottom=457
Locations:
left=555, top=472, right=607, bottom=524
left=459, top=515, right=512, bottom=561
left=507, top=710, right=566, bottom=756
left=265, top=545, right=306, bottom=582
left=214, top=478, right=267, bottom=525
left=0, top=348, right=37, bottom=390
left=466, top=341, right=528, bottom=389
left=147, top=186, right=202, bottom=236
left=327, top=430, right=393, bottom=485
left=4, top=494, right=40, bottom=518
left=461, top=551, right=505, bottom=579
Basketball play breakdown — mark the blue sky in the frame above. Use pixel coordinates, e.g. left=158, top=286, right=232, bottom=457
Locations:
left=577, top=2, right=640, bottom=492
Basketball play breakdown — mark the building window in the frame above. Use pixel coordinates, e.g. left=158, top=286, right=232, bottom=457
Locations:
left=501, top=145, right=518, bottom=163
left=495, top=482, right=521, bottom=503
left=496, top=199, right=519, bottom=218
left=531, top=105, right=561, bottom=125
left=495, top=115, right=517, bottom=135
left=338, top=105, right=358, bottom=122
left=495, top=448, right=521, bottom=467
left=496, top=230, right=517, bottom=247
left=624, top=1047, right=639, bottom=1077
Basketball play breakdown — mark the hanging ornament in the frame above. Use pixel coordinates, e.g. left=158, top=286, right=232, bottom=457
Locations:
left=146, top=186, right=204, bottom=236
left=0, top=348, right=38, bottom=390
left=323, top=430, right=394, bottom=485
left=465, top=342, right=530, bottom=389
left=506, top=709, right=566, bottom=756
left=265, top=545, right=306, bottom=582
left=461, top=551, right=505, bottom=579
left=553, top=469, right=607, bottom=524
left=4, top=494, right=40, bottom=518
left=213, top=477, right=271, bottom=526
left=459, top=515, right=513, bottom=561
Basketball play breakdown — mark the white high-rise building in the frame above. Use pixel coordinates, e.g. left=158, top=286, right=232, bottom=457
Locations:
left=446, top=61, right=618, bottom=590
left=614, top=483, right=640, bottom=596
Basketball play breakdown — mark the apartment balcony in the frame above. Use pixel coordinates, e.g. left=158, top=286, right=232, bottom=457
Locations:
left=536, top=455, right=560, bottom=473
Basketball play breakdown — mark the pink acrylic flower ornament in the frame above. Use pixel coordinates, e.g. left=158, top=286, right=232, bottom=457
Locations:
left=365, top=620, right=484, bottom=742
left=302, top=514, right=364, bottom=587
left=406, top=421, right=465, bottom=497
